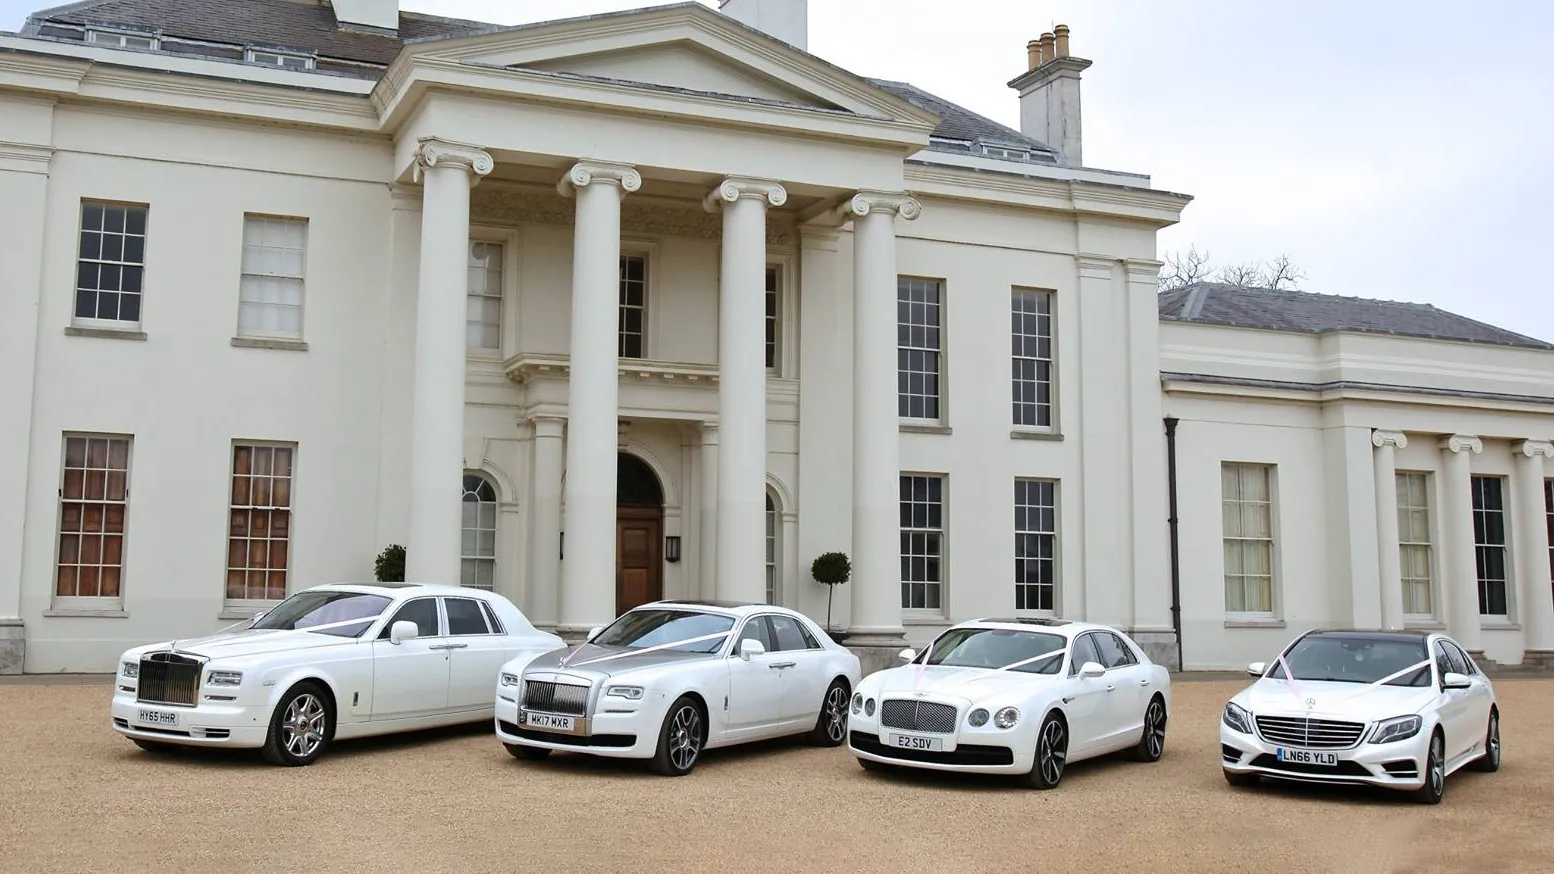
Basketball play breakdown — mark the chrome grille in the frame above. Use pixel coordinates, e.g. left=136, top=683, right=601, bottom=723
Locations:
left=522, top=680, right=589, bottom=716
left=1255, top=715, right=1366, bottom=749
left=137, top=653, right=202, bottom=707
left=879, top=699, right=958, bottom=733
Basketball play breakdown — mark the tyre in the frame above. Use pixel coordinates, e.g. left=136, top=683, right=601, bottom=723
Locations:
left=1025, top=711, right=1068, bottom=790
left=505, top=743, right=552, bottom=761
left=1129, top=694, right=1167, bottom=762
left=807, top=679, right=850, bottom=747
left=1223, top=769, right=1260, bottom=788
left=1409, top=732, right=1445, bottom=804
left=649, top=695, right=705, bottom=776
left=260, top=682, right=333, bottom=767
left=1467, top=709, right=1500, bottom=773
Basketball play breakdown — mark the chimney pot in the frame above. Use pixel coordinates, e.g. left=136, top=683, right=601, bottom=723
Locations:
left=1026, top=39, right=1041, bottom=71
left=1054, top=24, right=1070, bottom=57
left=1038, top=32, right=1056, bottom=65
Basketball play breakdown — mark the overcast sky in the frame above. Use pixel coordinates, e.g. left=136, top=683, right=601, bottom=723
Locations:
left=4, top=0, right=1551, bottom=342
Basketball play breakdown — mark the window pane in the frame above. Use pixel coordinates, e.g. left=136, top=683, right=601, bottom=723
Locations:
left=55, top=434, right=131, bottom=599
left=460, top=474, right=499, bottom=589
left=1014, top=479, right=1057, bottom=613
left=897, top=277, right=943, bottom=421
left=1221, top=463, right=1275, bottom=615
left=225, top=443, right=295, bottom=603
left=899, top=474, right=945, bottom=610
left=236, top=215, right=307, bottom=340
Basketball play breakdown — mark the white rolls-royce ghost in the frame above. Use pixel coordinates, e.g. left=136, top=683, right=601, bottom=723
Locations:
left=495, top=599, right=862, bottom=775
left=111, top=582, right=563, bottom=766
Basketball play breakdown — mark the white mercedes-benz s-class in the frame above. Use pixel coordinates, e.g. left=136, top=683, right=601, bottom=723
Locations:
left=1220, top=628, right=1499, bottom=804
left=847, top=617, right=1171, bottom=789
left=495, top=599, right=861, bottom=776
left=111, top=582, right=562, bottom=766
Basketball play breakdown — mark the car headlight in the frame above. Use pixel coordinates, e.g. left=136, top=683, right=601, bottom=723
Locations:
left=851, top=692, right=863, bottom=714
left=1222, top=702, right=1253, bottom=734
left=864, top=698, right=875, bottom=717
left=207, top=670, right=243, bottom=687
left=606, top=685, right=644, bottom=700
left=994, top=706, right=1020, bottom=729
left=968, top=708, right=990, bottom=727
left=120, top=661, right=138, bottom=679
left=1371, top=714, right=1422, bottom=744
left=499, top=672, right=520, bottom=687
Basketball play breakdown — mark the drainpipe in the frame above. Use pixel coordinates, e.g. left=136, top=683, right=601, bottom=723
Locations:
left=1164, top=416, right=1184, bottom=672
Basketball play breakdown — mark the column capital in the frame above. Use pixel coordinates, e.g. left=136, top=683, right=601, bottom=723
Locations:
left=1123, top=258, right=1164, bottom=281
left=1517, top=439, right=1554, bottom=459
left=528, top=415, right=566, bottom=439
left=699, top=421, right=719, bottom=444
left=703, top=177, right=787, bottom=213
left=1440, top=434, right=1483, bottom=455
left=1077, top=253, right=1117, bottom=279
left=412, top=137, right=494, bottom=184
left=835, top=190, right=922, bottom=223
left=557, top=160, right=642, bottom=198
left=1371, top=429, right=1408, bottom=449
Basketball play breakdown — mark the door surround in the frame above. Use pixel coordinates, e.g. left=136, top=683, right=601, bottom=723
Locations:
left=616, top=452, right=665, bottom=615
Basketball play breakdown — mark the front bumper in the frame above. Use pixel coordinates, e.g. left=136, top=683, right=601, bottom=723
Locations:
left=1219, top=717, right=1430, bottom=791
left=494, top=691, right=662, bottom=760
left=847, top=711, right=1034, bottom=775
left=110, top=684, right=271, bottom=749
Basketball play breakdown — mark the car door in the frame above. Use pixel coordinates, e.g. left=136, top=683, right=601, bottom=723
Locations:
left=1431, top=640, right=1475, bottom=760
left=767, top=614, right=828, bottom=729
left=1060, top=633, right=1112, bottom=755
left=1092, top=630, right=1148, bottom=747
left=1443, top=640, right=1493, bottom=757
left=369, top=597, right=451, bottom=721
left=441, top=596, right=513, bottom=713
left=723, top=615, right=785, bottom=739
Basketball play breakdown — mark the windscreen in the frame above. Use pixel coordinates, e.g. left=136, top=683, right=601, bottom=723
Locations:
left=591, top=609, right=734, bottom=654
left=923, top=627, right=1066, bottom=674
left=1267, top=635, right=1430, bottom=686
left=251, top=591, right=390, bottom=638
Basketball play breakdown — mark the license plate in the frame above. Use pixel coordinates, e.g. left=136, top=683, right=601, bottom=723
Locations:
left=138, top=709, right=178, bottom=727
left=1276, top=747, right=1337, bottom=766
left=888, top=732, right=942, bottom=751
left=521, top=711, right=575, bottom=732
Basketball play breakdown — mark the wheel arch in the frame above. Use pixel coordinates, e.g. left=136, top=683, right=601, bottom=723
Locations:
left=266, top=673, right=343, bottom=739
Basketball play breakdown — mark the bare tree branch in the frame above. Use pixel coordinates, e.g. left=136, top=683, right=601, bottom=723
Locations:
left=1158, top=245, right=1212, bottom=291
left=1157, top=245, right=1307, bottom=292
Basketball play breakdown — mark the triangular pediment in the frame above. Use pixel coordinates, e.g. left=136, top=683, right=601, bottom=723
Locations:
left=392, top=3, right=940, bottom=128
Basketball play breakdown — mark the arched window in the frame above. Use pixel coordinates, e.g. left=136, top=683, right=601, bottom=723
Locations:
left=461, top=474, right=497, bottom=589
left=765, top=491, right=779, bottom=605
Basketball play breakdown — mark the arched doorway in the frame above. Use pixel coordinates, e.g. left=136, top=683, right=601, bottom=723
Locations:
left=616, top=452, right=665, bottom=614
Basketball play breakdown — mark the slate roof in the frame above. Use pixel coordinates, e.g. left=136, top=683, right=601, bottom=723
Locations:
left=1159, top=282, right=1554, bottom=350
left=14, top=0, right=1050, bottom=159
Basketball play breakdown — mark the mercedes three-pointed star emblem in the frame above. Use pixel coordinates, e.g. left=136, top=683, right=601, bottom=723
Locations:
left=1305, top=697, right=1316, bottom=709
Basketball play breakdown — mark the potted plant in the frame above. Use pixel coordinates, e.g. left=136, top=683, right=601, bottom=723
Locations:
left=374, top=544, right=406, bottom=583
left=810, top=550, right=850, bottom=641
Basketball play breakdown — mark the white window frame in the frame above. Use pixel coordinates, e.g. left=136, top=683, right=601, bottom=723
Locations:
left=1545, top=478, right=1553, bottom=595
left=897, top=276, right=946, bottom=426
left=1011, top=287, right=1056, bottom=433
left=236, top=214, right=308, bottom=341
left=900, top=472, right=947, bottom=617
left=73, top=199, right=149, bottom=331
left=760, top=251, right=798, bottom=379
left=51, top=432, right=133, bottom=613
left=618, top=248, right=651, bottom=360
left=1470, top=474, right=1512, bottom=620
left=224, top=441, right=298, bottom=612
left=245, top=48, right=315, bottom=70
left=1222, top=462, right=1278, bottom=621
left=461, top=473, right=499, bottom=590
left=85, top=27, right=158, bottom=50
left=1396, top=470, right=1437, bottom=623
left=1014, top=478, right=1059, bottom=616
left=765, top=490, right=780, bottom=605
left=467, top=225, right=521, bottom=361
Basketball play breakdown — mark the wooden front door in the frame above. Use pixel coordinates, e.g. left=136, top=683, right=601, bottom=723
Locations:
left=616, top=508, right=663, bottom=615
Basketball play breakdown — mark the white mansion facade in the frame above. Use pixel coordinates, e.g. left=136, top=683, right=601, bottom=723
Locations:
left=1, top=0, right=1550, bottom=674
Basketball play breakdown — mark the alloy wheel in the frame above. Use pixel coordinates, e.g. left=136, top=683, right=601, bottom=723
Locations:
left=1039, top=718, right=1067, bottom=785
left=1145, top=701, right=1166, bottom=758
left=668, top=705, right=702, bottom=772
left=824, top=687, right=849, bottom=742
left=1428, top=736, right=1444, bottom=796
left=282, top=693, right=327, bottom=759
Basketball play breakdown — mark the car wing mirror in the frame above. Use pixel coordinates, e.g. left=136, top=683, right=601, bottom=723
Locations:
left=390, top=620, right=419, bottom=645
left=897, top=648, right=917, bottom=664
left=586, top=626, right=603, bottom=642
left=739, top=638, right=765, bottom=660
left=1079, top=661, right=1106, bottom=679
left=1247, top=661, right=1266, bottom=677
left=1441, top=671, right=1472, bottom=690
left=250, top=610, right=267, bottom=624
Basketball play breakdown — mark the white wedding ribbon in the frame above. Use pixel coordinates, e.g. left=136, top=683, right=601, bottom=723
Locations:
left=1272, top=655, right=1434, bottom=708
left=996, top=647, right=1067, bottom=673
left=910, top=644, right=1067, bottom=688
left=561, top=629, right=732, bottom=668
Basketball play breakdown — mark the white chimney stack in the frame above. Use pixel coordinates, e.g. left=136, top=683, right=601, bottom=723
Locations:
left=331, top=0, right=399, bottom=33
left=718, top=0, right=808, bottom=52
left=1007, top=24, right=1091, bottom=166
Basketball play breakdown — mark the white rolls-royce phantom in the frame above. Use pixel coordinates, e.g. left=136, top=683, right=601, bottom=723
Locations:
left=495, top=599, right=862, bottom=775
left=111, top=582, right=563, bottom=766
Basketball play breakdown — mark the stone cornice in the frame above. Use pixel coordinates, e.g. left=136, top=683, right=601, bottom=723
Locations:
left=506, top=353, right=721, bottom=388
left=1077, top=254, right=1116, bottom=281
left=0, top=141, right=54, bottom=175
left=469, top=181, right=794, bottom=245
left=902, top=163, right=1192, bottom=227
left=1371, top=429, right=1408, bottom=450
left=1007, top=56, right=1094, bottom=93
left=556, top=160, right=642, bottom=198
left=702, top=177, right=787, bottom=213
left=1440, top=434, right=1483, bottom=455
left=412, top=137, right=494, bottom=184
left=1124, top=258, right=1164, bottom=281
left=832, top=190, right=922, bottom=224
left=1158, top=371, right=1554, bottom=414
left=1517, top=439, right=1554, bottom=459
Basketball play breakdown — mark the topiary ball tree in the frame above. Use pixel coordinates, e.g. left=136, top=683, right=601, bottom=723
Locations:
left=811, top=551, right=851, bottom=632
left=374, top=544, right=406, bottom=583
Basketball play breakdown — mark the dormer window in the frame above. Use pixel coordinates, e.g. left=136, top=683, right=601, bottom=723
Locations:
left=85, top=27, right=158, bottom=51
left=983, top=145, right=1032, bottom=161
left=246, top=48, right=315, bottom=71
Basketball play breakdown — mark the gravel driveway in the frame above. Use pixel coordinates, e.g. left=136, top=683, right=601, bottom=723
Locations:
left=1, top=677, right=1548, bottom=873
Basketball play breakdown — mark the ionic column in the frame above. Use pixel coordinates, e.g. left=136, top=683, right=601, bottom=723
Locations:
left=1372, top=430, right=1407, bottom=630
left=556, top=161, right=641, bottom=634
left=840, top=191, right=921, bottom=641
left=704, top=178, right=786, bottom=603
left=527, top=416, right=566, bottom=630
left=406, top=137, right=493, bottom=584
left=1439, top=434, right=1484, bottom=651
left=699, top=423, right=718, bottom=600
left=1513, top=440, right=1554, bottom=650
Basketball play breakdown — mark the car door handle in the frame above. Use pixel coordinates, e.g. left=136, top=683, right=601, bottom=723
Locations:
left=1140, top=678, right=1151, bottom=686
left=770, top=661, right=796, bottom=669
left=428, top=642, right=468, bottom=650
left=1105, top=684, right=1115, bottom=692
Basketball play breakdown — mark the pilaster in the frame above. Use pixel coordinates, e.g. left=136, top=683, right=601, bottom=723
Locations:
left=1074, top=254, right=1125, bottom=625
left=796, top=224, right=848, bottom=624
left=526, top=415, right=566, bottom=630
left=1513, top=440, right=1554, bottom=652
left=1439, top=434, right=1484, bottom=651
left=1371, top=430, right=1408, bottom=630
left=699, top=423, right=719, bottom=601
left=1124, top=258, right=1172, bottom=639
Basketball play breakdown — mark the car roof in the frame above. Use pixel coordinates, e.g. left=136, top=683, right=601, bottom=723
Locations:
left=309, top=582, right=488, bottom=598
left=641, top=599, right=806, bottom=619
left=956, top=617, right=1112, bottom=637
left=1301, top=628, right=1434, bottom=641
